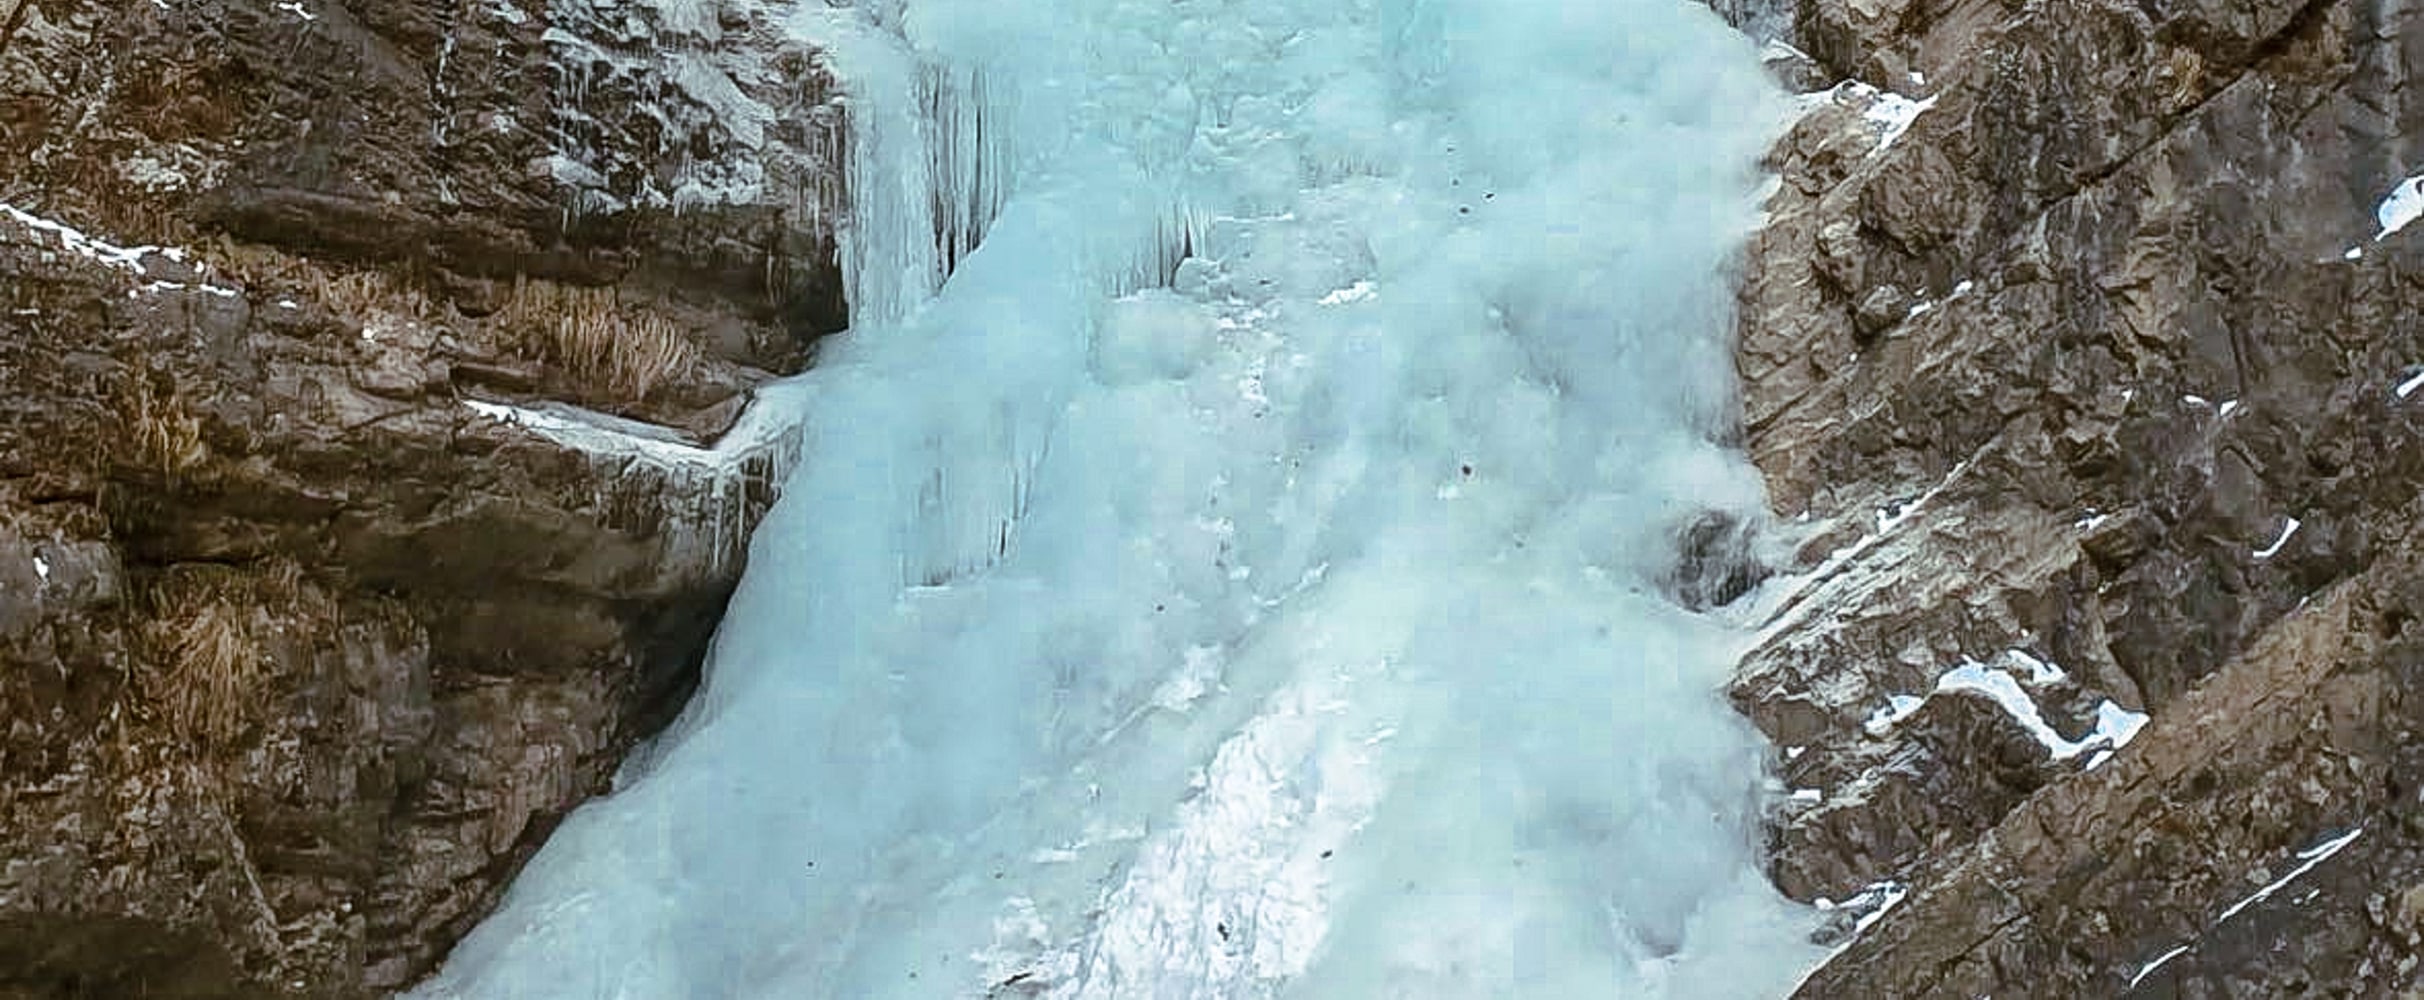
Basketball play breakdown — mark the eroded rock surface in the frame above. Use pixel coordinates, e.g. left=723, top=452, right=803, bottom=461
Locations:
left=0, top=0, right=833, bottom=994
left=1726, top=0, right=2424, bottom=990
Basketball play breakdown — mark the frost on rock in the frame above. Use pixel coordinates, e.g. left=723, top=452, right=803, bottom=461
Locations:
left=2377, top=174, right=2424, bottom=240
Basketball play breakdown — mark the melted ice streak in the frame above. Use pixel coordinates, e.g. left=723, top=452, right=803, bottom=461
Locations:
left=417, top=0, right=1819, bottom=996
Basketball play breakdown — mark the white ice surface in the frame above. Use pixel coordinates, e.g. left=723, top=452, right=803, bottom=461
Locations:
left=2378, top=175, right=2424, bottom=240
left=417, top=0, right=1820, bottom=997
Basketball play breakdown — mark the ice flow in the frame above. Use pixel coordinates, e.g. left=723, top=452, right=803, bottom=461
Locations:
left=412, top=0, right=1821, bottom=995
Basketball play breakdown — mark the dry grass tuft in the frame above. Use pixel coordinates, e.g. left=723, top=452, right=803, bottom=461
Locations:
left=191, top=240, right=699, bottom=404
left=152, top=599, right=261, bottom=746
left=192, top=234, right=307, bottom=287
left=134, top=560, right=321, bottom=750
left=491, top=278, right=698, bottom=403
left=312, top=267, right=431, bottom=320
left=2161, top=47, right=2207, bottom=110
left=191, top=237, right=434, bottom=320
left=124, top=376, right=210, bottom=479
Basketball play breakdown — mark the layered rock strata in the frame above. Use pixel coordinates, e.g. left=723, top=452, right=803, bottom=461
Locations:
left=1726, top=0, right=2424, bottom=991
left=0, top=0, right=842, bottom=993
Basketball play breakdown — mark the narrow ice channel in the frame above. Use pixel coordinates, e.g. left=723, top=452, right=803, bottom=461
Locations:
left=414, top=0, right=1819, bottom=995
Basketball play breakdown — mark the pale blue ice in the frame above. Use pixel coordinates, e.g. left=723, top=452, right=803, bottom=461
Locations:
left=413, top=0, right=1821, bottom=994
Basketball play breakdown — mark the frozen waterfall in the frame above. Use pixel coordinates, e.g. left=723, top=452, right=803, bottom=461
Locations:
left=413, top=0, right=1822, bottom=995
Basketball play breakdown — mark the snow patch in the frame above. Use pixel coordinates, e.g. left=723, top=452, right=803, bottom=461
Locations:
left=2395, top=370, right=2424, bottom=400
left=461, top=385, right=808, bottom=574
left=1863, top=92, right=1937, bottom=153
left=463, top=396, right=788, bottom=473
left=1747, top=456, right=1977, bottom=649
left=2006, top=648, right=2067, bottom=685
left=1861, top=694, right=1926, bottom=735
left=274, top=0, right=317, bottom=20
left=1, top=203, right=241, bottom=298
left=2132, top=826, right=2365, bottom=988
left=1813, top=880, right=1910, bottom=940
left=1, top=203, right=159, bottom=273
left=2215, top=827, right=2363, bottom=926
left=2129, top=945, right=2190, bottom=988
left=1867, top=654, right=2147, bottom=765
left=2377, top=175, right=2424, bottom=240
left=2253, top=516, right=2302, bottom=560
left=31, top=555, right=49, bottom=582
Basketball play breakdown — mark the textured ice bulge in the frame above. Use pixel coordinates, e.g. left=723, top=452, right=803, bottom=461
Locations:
left=413, top=0, right=1821, bottom=995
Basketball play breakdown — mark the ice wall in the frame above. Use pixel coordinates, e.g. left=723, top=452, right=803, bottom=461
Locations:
left=415, top=0, right=1821, bottom=995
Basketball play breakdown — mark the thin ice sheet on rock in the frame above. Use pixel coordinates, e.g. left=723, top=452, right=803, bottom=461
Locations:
left=415, top=0, right=1820, bottom=996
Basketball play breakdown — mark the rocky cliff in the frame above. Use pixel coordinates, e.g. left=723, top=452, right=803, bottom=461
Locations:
left=6, top=0, right=2422, bottom=993
left=1726, top=0, right=2424, bottom=991
left=0, top=0, right=840, bottom=994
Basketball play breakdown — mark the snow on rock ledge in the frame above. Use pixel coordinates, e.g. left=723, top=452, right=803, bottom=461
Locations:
left=463, top=381, right=808, bottom=578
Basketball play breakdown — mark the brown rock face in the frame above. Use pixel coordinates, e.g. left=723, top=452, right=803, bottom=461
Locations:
left=1725, top=0, right=2424, bottom=990
left=0, top=0, right=832, bottom=994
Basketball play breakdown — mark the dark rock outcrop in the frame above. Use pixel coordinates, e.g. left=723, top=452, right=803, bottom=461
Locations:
left=1722, top=0, right=2424, bottom=989
left=0, top=0, right=836, bottom=994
